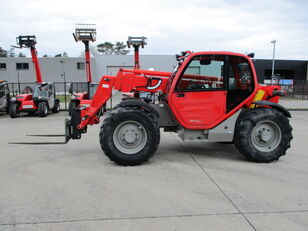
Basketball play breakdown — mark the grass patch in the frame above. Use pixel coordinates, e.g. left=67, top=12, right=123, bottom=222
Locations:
left=57, top=95, right=71, bottom=103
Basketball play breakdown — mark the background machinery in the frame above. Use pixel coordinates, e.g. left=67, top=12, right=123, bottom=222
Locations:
left=69, top=24, right=98, bottom=115
left=9, top=35, right=60, bottom=118
left=16, top=50, right=293, bottom=166
left=0, top=80, right=10, bottom=113
left=127, top=36, right=147, bottom=69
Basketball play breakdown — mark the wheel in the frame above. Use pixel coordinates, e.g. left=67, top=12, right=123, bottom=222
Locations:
left=38, top=101, right=48, bottom=117
left=68, top=101, right=76, bottom=116
left=52, top=100, right=60, bottom=113
left=9, top=102, right=20, bottom=118
left=234, top=108, right=293, bottom=163
left=100, top=107, right=160, bottom=166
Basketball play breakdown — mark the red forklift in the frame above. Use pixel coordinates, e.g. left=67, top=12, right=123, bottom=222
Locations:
left=9, top=35, right=60, bottom=118
left=68, top=24, right=98, bottom=115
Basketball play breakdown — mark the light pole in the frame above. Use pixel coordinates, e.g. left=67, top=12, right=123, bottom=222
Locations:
left=271, top=40, right=276, bottom=80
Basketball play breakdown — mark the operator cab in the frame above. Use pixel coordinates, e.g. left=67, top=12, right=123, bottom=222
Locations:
left=170, top=52, right=255, bottom=128
left=33, top=83, right=49, bottom=99
left=33, top=82, right=56, bottom=109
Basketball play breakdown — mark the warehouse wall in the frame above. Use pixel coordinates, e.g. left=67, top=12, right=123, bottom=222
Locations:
left=0, top=57, right=87, bottom=83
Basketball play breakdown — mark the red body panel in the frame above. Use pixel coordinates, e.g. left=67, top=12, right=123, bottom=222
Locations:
left=170, top=91, right=226, bottom=128
left=17, top=94, right=37, bottom=110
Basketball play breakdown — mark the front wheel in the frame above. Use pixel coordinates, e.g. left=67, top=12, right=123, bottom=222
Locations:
left=9, top=103, right=20, bottom=118
left=234, top=108, right=293, bottom=163
left=38, top=101, right=48, bottom=117
left=100, top=107, right=160, bottom=166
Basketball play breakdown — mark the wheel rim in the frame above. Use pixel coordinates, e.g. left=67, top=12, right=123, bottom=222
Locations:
left=251, top=120, right=282, bottom=152
left=113, top=121, right=147, bottom=154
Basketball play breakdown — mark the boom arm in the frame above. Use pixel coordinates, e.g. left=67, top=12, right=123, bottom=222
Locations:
left=84, top=41, right=92, bottom=83
left=16, top=35, right=43, bottom=83
left=30, top=47, right=43, bottom=83
left=76, top=68, right=171, bottom=130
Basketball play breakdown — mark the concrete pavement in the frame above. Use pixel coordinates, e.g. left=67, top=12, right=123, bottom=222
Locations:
left=0, top=111, right=307, bottom=230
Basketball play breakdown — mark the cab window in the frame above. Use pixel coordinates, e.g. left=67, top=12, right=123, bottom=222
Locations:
left=227, top=56, right=254, bottom=111
left=176, top=55, right=225, bottom=91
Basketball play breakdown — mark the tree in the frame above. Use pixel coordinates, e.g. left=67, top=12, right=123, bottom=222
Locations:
left=114, top=42, right=129, bottom=55
left=43, top=54, right=48, bottom=58
left=0, top=47, right=7, bottom=57
left=96, top=41, right=129, bottom=55
left=54, top=52, right=69, bottom=57
left=18, top=52, right=26, bottom=57
left=8, top=48, right=15, bottom=57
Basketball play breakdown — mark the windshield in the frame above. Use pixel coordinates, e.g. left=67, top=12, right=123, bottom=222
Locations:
left=33, top=84, right=48, bottom=98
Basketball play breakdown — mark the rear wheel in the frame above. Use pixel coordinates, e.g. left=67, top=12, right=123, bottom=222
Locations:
left=100, top=107, right=160, bottom=166
left=52, top=100, right=60, bottom=113
left=38, top=101, right=48, bottom=117
left=234, top=108, right=292, bottom=163
left=9, top=102, right=20, bottom=118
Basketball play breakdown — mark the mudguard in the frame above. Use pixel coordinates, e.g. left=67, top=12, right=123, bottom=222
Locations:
left=117, top=98, right=159, bottom=118
left=253, top=100, right=291, bottom=118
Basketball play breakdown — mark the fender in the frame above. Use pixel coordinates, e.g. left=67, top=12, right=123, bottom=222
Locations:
left=253, top=100, right=291, bottom=118
left=117, top=98, right=159, bottom=118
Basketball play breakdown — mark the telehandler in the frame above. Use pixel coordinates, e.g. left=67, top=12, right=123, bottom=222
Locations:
left=15, top=51, right=293, bottom=166
left=69, top=24, right=98, bottom=115
left=9, top=35, right=60, bottom=118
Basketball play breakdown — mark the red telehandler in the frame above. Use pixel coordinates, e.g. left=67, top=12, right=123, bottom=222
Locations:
left=68, top=24, right=98, bottom=115
left=9, top=35, right=60, bottom=118
left=14, top=51, right=293, bottom=166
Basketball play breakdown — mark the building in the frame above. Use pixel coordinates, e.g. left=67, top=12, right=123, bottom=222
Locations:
left=253, top=59, right=308, bottom=84
left=0, top=57, right=87, bottom=83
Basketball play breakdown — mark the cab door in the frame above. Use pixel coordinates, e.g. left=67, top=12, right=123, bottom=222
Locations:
left=169, top=55, right=227, bottom=129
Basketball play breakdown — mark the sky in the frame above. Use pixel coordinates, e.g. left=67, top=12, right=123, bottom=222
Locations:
left=0, top=0, right=307, bottom=60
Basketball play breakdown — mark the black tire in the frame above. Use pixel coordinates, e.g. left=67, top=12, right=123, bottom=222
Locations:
left=9, top=102, right=20, bottom=118
left=52, top=100, right=60, bottom=113
left=38, top=101, right=48, bottom=117
left=68, top=101, right=76, bottom=116
left=234, top=107, right=293, bottom=163
left=100, top=107, right=160, bottom=166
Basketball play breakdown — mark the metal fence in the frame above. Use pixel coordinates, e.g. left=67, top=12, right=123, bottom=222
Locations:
left=6, top=81, right=308, bottom=109
left=280, top=84, right=308, bottom=100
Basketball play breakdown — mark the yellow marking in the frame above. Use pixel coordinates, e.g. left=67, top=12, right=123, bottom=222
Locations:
left=250, top=89, right=265, bottom=108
